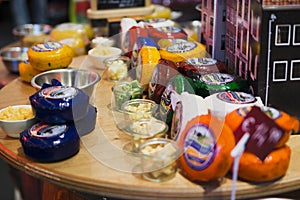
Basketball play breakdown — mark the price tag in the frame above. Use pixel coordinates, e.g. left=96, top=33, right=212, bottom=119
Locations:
left=234, top=106, right=284, bottom=161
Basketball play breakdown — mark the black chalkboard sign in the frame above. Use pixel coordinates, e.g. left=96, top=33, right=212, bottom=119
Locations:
left=97, top=0, right=145, bottom=9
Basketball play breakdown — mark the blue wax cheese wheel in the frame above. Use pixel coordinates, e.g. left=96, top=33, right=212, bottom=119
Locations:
left=30, top=85, right=89, bottom=124
left=20, top=122, right=80, bottom=162
left=75, top=104, right=97, bottom=137
left=205, top=91, right=264, bottom=119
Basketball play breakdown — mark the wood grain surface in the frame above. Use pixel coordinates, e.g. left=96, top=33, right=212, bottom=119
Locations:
left=0, top=56, right=299, bottom=200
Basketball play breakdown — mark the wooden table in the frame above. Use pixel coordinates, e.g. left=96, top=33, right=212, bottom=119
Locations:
left=0, top=56, right=300, bottom=200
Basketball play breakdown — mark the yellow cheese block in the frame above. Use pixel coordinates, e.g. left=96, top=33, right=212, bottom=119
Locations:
left=28, top=42, right=74, bottom=71
left=136, top=46, right=161, bottom=87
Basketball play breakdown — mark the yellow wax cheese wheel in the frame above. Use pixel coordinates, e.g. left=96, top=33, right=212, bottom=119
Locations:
left=137, top=46, right=161, bottom=87
left=19, top=61, right=41, bottom=83
left=159, top=40, right=207, bottom=63
left=28, top=42, right=74, bottom=71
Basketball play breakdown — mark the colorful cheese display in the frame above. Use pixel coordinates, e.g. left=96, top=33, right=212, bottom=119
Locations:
left=178, top=114, right=235, bottom=182
left=27, top=42, right=74, bottom=71
left=29, top=85, right=89, bottom=124
left=20, top=122, right=80, bottom=162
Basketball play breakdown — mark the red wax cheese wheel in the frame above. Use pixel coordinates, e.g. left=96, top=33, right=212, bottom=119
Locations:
left=238, top=145, right=291, bottom=182
left=178, top=114, right=235, bottom=182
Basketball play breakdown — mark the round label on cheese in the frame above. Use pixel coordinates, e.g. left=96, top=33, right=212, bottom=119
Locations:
left=167, top=41, right=197, bottom=53
left=186, top=58, right=217, bottom=66
left=40, top=86, right=78, bottom=99
left=217, top=91, right=256, bottom=104
left=31, top=42, right=62, bottom=52
left=183, top=124, right=216, bottom=170
left=156, top=26, right=182, bottom=33
left=200, top=73, right=234, bottom=85
left=30, top=123, right=68, bottom=138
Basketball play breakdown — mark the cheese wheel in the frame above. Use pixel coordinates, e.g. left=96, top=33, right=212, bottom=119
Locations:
left=178, top=114, right=235, bottom=182
left=225, top=106, right=299, bottom=148
left=20, top=122, right=80, bottom=162
left=28, top=42, right=74, bottom=71
left=29, top=85, right=89, bottom=124
left=238, top=145, right=291, bottom=182
left=159, top=40, right=207, bottom=63
left=19, top=60, right=41, bottom=83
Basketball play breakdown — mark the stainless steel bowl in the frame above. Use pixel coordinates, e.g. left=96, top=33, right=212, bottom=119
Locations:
left=30, top=68, right=101, bottom=98
left=12, top=24, right=52, bottom=37
left=0, top=47, right=29, bottom=74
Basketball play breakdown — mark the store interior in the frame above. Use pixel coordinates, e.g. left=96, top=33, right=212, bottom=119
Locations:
left=0, top=0, right=299, bottom=199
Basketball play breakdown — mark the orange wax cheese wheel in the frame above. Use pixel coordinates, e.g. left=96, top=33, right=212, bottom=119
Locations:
left=28, top=42, right=74, bottom=71
left=238, top=145, right=291, bottom=182
left=178, top=114, right=235, bottom=182
left=19, top=61, right=41, bottom=83
left=225, top=106, right=299, bottom=148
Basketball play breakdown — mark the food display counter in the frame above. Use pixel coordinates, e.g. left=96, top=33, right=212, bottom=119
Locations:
left=0, top=54, right=300, bottom=199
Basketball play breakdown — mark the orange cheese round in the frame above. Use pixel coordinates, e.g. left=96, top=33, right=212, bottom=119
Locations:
left=238, top=145, right=291, bottom=182
left=178, top=114, right=235, bottom=182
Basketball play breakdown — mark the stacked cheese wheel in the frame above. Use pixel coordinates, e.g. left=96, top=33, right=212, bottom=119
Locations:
left=20, top=82, right=97, bottom=162
left=225, top=106, right=299, bottom=182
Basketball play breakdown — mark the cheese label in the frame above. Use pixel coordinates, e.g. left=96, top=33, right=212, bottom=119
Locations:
left=171, top=101, right=183, bottom=140
left=234, top=106, right=284, bottom=161
left=200, top=73, right=234, bottom=85
left=183, top=124, right=216, bottom=170
left=217, top=91, right=256, bottom=104
left=32, top=42, right=62, bottom=52
left=167, top=41, right=197, bottom=53
left=156, top=26, right=182, bottom=33
left=30, top=123, right=68, bottom=138
left=186, top=58, right=217, bottom=66
left=237, top=106, right=282, bottom=120
left=40, top=86, right=78, bottom=99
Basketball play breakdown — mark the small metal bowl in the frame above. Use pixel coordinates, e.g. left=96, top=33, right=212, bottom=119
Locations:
left=0, top=47, right=29, bottom=74
left=30, top=68, right=101, bottom=98
left=12, top=24, right=52, bottom=46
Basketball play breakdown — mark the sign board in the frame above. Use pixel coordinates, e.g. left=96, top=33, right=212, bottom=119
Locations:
left=87, top=0, right=154, bottom=19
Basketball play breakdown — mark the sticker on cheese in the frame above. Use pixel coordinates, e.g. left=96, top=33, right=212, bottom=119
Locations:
left=159, top=40, right=207, bottom=63
left=192, top=72, right=253, bottom=98
left=30, top=85, right=89, bottom=124
left=216, top=91, right=256, bottom=104
left=205, top=91, right=263, bottom=119
left=20, top=122, right=80, bottom=162
left=178, top=114, right=235, bottom=182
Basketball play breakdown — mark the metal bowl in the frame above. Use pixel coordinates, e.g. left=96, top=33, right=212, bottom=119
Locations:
left=0, top=47, right=29, bottom=74
left=12, top=24, right=52, bottom=37
left=30, top=68, right=101, bottom=98
left=12, top=24, right=52, bottom=46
